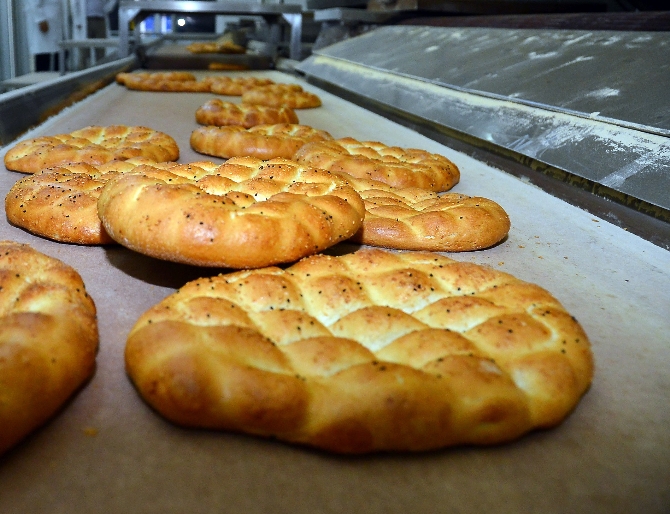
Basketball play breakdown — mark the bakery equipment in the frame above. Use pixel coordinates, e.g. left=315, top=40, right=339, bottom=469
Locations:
left=297, top=25, right=670, bottom=248
left=0, top=17, right=668, bottom=514
left=118, top=0, right=305, bottom=60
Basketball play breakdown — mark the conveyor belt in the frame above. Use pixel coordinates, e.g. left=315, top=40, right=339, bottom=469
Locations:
left=0, top=69, right=668, bottom=514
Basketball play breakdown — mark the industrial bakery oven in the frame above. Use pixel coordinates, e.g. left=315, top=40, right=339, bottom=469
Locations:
left=0, top=10, right=668, bottom=514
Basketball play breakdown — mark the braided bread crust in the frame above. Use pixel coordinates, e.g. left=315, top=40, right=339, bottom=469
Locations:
left=186, top=41, right=246, bottom=54
left=121, top=75, right=212, bottom=92
left=116, top=71, right=196, bottom=84
left=190, top=124, right=333, bottom=160
left=338, top=175, right=510, bottom=251
left=294, top=137, right=460, bottom=192
left=3, top=125, right=179, bottom=174
left=4, top=159, right=191, bottom=244
left=125, top=248, right=593, bottom=453
left=241, top=84, right=322, bottom=109
left=0, top=241, right=98, bottom=454
left=195, top=99, right=299, bottom=128
left=207, top=76, right=274, bottom=96
left=97, top=158, right=366, bottom=268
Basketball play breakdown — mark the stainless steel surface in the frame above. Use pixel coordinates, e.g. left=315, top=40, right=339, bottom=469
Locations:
left=313, top=7, right=399, bottom=23
left=0, top=57, right=137, bottom=146
left=311, top=26, right=670, bottom=132
left=304, top=0, right=367, bottom=8
left=59, top=39, right=120, bottom=71
left=297, top=26, right=670, bottom=218
left=118, top=0, right=304, bottom=60
left=0, top=72, right=61, bottom=92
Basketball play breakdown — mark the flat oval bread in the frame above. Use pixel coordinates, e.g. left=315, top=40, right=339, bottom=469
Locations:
left=294, top=137, right=460, bottom=192
left=0, top=241, right=98, bottom=454
left=116, top=71, right=196, bottom=84
left=206, top=76, right=274, bottom=96
left=4, top=159, right=188, bottom=244
left=125, top=248, right=594, bottom=453
left=97, top=158, right=366, bottom=268
left=195, top=99, right=299, bottom=128
left=121, top=75, right=213, bottom=92
left=4, top=125, right=179, bottom=174
left=190, top=124, right=333, bottom=160
left=241, top=84, right=322, bottom=109
left=6, top=157, right=508, bottom=252
left=338, top=174, right=510, bottom=251
left=186, top=41, right=246, bottom=54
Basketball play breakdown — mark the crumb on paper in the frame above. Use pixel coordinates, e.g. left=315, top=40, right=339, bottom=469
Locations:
left=538, top=256, right=544, bottom=259
left=498, top=262, right=504, bottom=266
left=518, top=245, right=525, bottom=249
left=83, top=427, right=99, bottom=437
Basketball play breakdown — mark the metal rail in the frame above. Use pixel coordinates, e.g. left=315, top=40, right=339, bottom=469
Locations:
left=0, top=57, right=137, bottom=147
left=118, top=0, right=304, bottom=60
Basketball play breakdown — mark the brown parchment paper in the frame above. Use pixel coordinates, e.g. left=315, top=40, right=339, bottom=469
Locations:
left=0, top=71, right=668, bottom=514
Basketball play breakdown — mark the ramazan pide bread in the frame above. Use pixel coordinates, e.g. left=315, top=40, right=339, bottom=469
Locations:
left=3, top=125, right=179, bottom=174
left=338, top=174, right=510, bottom=251
left=125, top=248, right=594, bottom=454
left=97, top=158, right=365, bottom=268
left=195, top=99, right=299, bottom=128
left=186, top=41, right=246, bottom=54
left=4, top=159, right=185, bottom=245
left=190, top=124, right=333, bottom=160
left=116, top=71, right=196, bottom=85
left=294, top=137, right=460, bottom=192
left=241, top=84, right=322, bottom=109
left=0, top=241, right=98, bottom=454
left=206, top=76, right=274, bottom=95
left=119, top=74, right=212, bottom=92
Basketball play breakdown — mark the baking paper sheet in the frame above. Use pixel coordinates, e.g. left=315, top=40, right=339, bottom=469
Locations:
left=0, top=71, right=668, bottom=514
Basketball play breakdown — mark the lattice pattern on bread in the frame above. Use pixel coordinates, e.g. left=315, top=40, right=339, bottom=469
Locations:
left=195, top=99, right=299, bottom=128
left=3, top=125, right=180, bottom=174
left=294, top=137, right=460, bottom=192
left=190, top=124, right=333, bottom=160
left=125, top=248, right=594, bottom=453
left=0, top=241, right=98, bottom=454
left=338, top=174, right=510, bottom=251
left=186, top=41, right=246, bottom=54
left=206, top=76, right=274, bottom=96
left=116, top=71, right=196, bottom=84
left=241, top=84, right=322, bottom=109
left=97, top=158, right=366, bottom=268
left=120, top=75, right=213, bottom=92
left=4, top=159, right=187, bottom=244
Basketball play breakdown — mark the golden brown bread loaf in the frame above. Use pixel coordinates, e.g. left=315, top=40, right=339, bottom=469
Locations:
left=337, top=174, right=510, bottom=251
left=3, top=125, right=179, bottom=174
left=190, top=124, right=333, bottom=160
left=125, top=248, right=594, bottom=453
left=207, top=62, right=249, bottom=71
left=241, top=84, right=322, bottom=109
left=97, top=158, right=366, bottom=268
left=116, top=71, right=196, bottom=84
left=121, top=75, right=212, bottom=92
left=4, top=159, right=180, bottom=244
left=195, top=99, right=299, bottom=128
left=0, top=241, right=98, bottom=454
left=294, top=137, right=460, bottom=192
left=186, top=41, right=246, bottom=54
left=206, top=76, right=274, bottom=95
